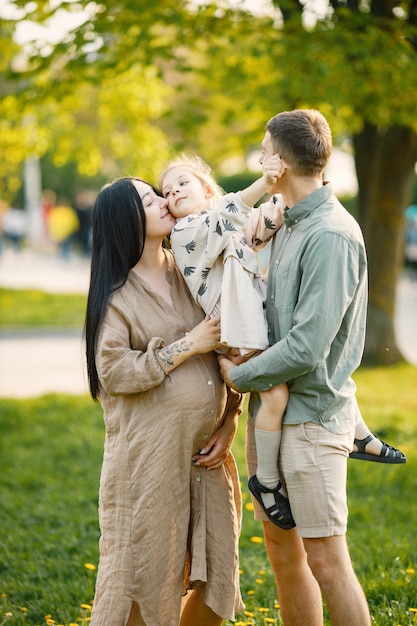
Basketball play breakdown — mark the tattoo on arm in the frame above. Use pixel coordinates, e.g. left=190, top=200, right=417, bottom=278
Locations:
left=157, top=339, right=194, bottom=367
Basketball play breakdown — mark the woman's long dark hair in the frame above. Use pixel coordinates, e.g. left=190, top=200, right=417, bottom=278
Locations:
left=85, top=177, right=149, bottom=401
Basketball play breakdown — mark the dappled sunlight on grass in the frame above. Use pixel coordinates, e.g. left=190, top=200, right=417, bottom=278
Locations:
left=1, top=363, right=416, bottom=625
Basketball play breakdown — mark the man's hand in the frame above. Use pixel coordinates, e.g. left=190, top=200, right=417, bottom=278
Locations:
left=218, top=354, right=243, bottom=391
left=226, top=347, right=247, bottom=365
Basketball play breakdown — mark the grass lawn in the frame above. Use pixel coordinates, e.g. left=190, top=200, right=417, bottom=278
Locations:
left=0, top=364, right=416, bottom=625
left=0, top=289, right=86, bottom=329
left=232, top=364, right=417, bottom=626
left=0, top=289, right=416, bottom=624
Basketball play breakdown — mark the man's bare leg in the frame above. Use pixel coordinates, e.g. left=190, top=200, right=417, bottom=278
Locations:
left=263, top=522, right=323, bottom=625
left=303, top=535, right=371, bottom=626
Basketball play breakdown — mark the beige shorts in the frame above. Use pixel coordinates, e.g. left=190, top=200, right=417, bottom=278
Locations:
left=245, top=416, right=354, bottom=538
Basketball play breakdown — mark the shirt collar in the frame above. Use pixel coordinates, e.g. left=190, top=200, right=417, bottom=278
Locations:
left=283, top=182, right=333, bottom=228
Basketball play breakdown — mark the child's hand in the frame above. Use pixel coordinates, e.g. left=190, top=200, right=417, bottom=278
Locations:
left=262, top=154, right=284, bottom=189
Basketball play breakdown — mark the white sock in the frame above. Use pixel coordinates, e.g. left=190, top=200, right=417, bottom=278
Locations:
left=254, top=428, right=285, bottom=508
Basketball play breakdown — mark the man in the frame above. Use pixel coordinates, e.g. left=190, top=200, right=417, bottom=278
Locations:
left=219, top=109, right=371, bottom=625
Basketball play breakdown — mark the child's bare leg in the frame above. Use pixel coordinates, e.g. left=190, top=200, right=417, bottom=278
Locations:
left=255, top=382, right=288, bottom=432
left=351, top=411, right=406, bottom=462
left=353, top=413, right=378, bottom=451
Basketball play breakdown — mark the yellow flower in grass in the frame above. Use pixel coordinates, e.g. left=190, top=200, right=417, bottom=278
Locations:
left=255, top=578, right=263, bottom=584
left=245, top=502, right=254, bottom=512
left=250, top=536, right=264, bottom=544
left=247, top=590, right=255, bottom=596
left=239, top=569, right=244, bottom=575
left=21, top=607, right=27, bottom=613
left=257, top=607, right=269, bottom=613
left=265, top=619, right=275, bottom=624
left=243, top=611, right=254, bottom=617
left=274, top=603, right=280, bottom=609
left=409, top=607, right=417, bottom=613
left=258, top=570, right=266, bottom=575
left=1, top=594, right=7, bottom=600
left=406, top=568, right=415, bottom=574
left=84, top=563, right=96, bottom=571
left=80, top=604, right=92, bottom=611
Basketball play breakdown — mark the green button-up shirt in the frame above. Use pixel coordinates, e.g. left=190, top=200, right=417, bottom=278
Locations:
left=231, top=183, right=368, bottom=434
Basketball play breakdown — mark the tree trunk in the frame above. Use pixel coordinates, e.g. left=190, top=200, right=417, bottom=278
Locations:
left=353, top=123, right=417, bottom=365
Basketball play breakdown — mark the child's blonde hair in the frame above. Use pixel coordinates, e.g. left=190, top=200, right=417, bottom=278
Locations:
left=158, top=154, right=224, bottom=203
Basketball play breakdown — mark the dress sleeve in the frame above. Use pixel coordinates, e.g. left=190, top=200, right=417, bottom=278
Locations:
left=96, top=303, right=167, bottom=396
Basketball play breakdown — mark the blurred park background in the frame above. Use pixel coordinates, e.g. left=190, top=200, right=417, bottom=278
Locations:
left=1, top=0, right=417, bottom=364
left=1, top=1, right=417, bottom=625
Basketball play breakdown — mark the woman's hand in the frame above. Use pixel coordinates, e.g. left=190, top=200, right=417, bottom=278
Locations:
left=186, top=315, right=221, bottom=354
left=156, top=315, right=220, bottom=374
left=191, top=388, right=243, bottom=470
left=192, top=417, right=236, bottom=470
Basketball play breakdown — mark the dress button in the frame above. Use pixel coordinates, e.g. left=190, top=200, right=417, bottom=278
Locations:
left=195, top=506, right=201, bottom=512
left=207, top=380, right=213, bottom=386
left=288, top=227, right=292, bottom=233
left=196, top=477, right=201, bottom=482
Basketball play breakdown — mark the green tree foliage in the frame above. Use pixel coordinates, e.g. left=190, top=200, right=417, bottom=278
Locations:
left=274, top=1, right=417, bottom=365
left=0, top=2, right=177, bottom=200
left=0, top=64, right=172, bottom=198
left=160, top=0, right=417, bottom=364
left=1, top=0, right=416, bottom=364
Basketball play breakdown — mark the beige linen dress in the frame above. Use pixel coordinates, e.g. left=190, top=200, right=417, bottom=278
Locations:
left=90, top=250, right=244, bottom=626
